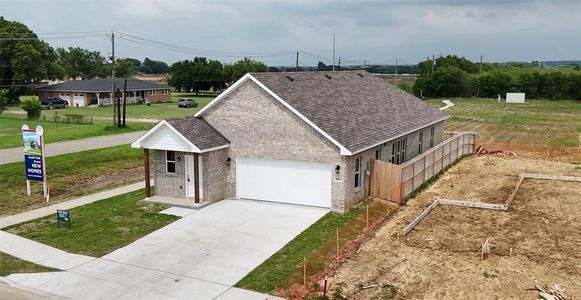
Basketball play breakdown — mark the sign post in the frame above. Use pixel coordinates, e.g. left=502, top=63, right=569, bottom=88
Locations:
left=22, top=125, right=47, bottom=200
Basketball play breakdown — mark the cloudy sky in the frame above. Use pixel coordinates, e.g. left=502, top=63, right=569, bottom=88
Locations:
left=1, top=0, right=580, bottom=66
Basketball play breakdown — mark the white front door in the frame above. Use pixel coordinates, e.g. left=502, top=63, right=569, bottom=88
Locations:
left=185, top=155, right=203, bottom=199
left=236, top=158, right=332, bottom=208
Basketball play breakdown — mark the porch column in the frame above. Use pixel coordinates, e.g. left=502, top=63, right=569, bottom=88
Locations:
left=194, top=153, right=200, bottom=204
left=144, top=149, right=151, bottom=198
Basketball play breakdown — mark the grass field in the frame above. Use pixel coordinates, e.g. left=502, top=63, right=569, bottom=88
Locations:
left=7, top=93, right=215, bottom=120
left=0, top=145, right=144, bottom=216
left=0, top=115, right=151, bottom=149
left=0, top=252, right=59, bottom=276
left=4, top=189, right=178, bottom=257
left=426, top=98, right=581, bottom=147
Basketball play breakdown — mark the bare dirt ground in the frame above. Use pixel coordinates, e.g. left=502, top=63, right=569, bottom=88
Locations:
left=332, top=156, right=581, bottom=299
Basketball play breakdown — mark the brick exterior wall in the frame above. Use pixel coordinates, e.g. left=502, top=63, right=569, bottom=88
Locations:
left=153, top=150, right=186, bottom=199
left=146, top=89, right=171, bottom=102
left=201, top=148, right=228, bottom=203
left=38, top=91, right=96, bottom=106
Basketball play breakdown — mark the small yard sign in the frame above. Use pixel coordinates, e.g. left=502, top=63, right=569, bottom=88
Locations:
left=57, top=209, right=71, bottom=229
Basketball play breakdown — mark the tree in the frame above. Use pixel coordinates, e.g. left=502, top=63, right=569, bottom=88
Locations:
left=116, top=58, right=141, bottom=78
left=20, top=96, right=42, bottom=119
left=140, top=58, right=170, bottom=74
left=0, top=17, right=63, bottom=102
left=56, top=47, right=108, bottom=80
left=479, top=70, right=513, bottom=98
left=169, top=57, right=224, bottom=94
left=0, top=89, right=7, bottom=114
left=223, top=58, right=268, bottom=83
left=414, top=65, right=476, bottom=98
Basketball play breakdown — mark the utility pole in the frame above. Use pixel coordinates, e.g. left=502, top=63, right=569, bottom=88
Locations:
left=338, top=57, right=341, bottom=69
left=394, top=58, right=398, bottom=85
left=332, top=32, right=336, bottom=71
left=431, top=54, right=435, bottom=74
left=364, top=59, right=366, bottom=67
left=110, top=31, right=116, bottom=126
left=296, top=51, right=299, bottom=71
left=477, top=55, right=483, bottom=97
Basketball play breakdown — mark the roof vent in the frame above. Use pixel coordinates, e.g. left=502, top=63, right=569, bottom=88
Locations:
left=325, top=74, right=332, bottom=80
left=358, top=73, right=364, bottom=78
left=286, top=75, right=294, bottom=81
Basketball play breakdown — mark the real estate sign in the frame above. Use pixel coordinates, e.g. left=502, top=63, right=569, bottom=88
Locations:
left=22, top=125, right=47, bottom=198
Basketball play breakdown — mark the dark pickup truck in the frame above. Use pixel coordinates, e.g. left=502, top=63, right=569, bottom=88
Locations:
left=41, top=97, right=69, bottom=109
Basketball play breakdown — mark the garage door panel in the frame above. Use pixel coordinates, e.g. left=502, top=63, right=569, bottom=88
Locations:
left=237, top=158, right=331, bottom=208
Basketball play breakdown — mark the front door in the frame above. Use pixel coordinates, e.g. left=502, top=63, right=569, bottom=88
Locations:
left=185, top=155, right=203, bottom=200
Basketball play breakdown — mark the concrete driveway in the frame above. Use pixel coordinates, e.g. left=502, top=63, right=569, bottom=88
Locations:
left=7, top=200, right=328, bottom=299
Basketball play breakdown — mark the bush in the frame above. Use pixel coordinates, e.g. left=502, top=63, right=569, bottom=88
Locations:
left=20, top=97, right=43, bottom=119
left=397, top=82, right=413, bottom=94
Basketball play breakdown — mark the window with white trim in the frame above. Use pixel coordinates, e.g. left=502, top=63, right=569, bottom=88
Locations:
left=166, top=150, right=176, bottom=174
left=375, top=148, right=382, bottom=160
left=150, top=90, right=157, bottom=96
left=418, top=131, right=424, bottom=154
left=354, top=157, right=361, bottom=189
left=162, top=89, right=169, bottom=95
left=429, top=127, right=435, bottom=147
left=391, top=138, right=408, bottom=165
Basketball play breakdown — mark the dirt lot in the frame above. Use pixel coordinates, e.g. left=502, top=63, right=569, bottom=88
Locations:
left=332, top=155, right=581, bottom=299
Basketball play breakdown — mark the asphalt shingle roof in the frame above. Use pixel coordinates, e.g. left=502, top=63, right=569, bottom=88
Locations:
left=36, top=78, right=169, bottom=92
left=250, top=70, right=448, bottom=153
left=166, top=117, right=230, bottom=151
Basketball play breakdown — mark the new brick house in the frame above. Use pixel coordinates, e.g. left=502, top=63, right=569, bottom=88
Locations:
left=36, top=78, right=171, bottom=107
left=131, top=71, right=447, bottom=212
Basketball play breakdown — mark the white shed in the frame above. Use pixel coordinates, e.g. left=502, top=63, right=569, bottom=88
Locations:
left=506, top=93, right=525, bottom=103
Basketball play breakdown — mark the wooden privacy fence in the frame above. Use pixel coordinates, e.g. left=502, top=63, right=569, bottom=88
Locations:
left=369, top=132, right=476, bottom=204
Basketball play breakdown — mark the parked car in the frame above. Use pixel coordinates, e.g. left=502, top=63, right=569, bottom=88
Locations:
left=41, top=97, right=69, bottom=109
left=178, top=98, right=198, bottom=108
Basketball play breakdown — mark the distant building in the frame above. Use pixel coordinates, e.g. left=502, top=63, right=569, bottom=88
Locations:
left=36, top=78, right=171, bottom=107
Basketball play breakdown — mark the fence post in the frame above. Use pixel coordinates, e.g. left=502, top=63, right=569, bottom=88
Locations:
left=411, top=163, right=415, bottom=192
left=423, top=155, right=427, bottom=182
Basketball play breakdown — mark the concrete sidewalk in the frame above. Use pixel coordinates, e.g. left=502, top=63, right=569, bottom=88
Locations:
left=0, top=131, right=146, bottom=165
left=0, top=231, right=95, bottom=270
left=0, top=181, right=148, bottom=229
left=439, top=99, right=455, bottom=111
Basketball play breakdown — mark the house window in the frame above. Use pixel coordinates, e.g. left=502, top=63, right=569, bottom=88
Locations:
left=391, top=138, right=408, bottom=165
left=166, top=150, right=176, bottom=174
left=375, top=148, right=382, bottom=160
left=162, top=89, right=169, bottom=95
left=429, top=127, right=435, bottom=147
left=354, top=157, right=361, bottom=189
left=418, top=131, right=424, bottom=154
left=150, top=90, right=157, bottom=96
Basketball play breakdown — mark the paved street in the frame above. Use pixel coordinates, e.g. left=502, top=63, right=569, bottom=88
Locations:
left=5, top=200, right=328, bottom=299
left=0, top=131, right=146, bottom=165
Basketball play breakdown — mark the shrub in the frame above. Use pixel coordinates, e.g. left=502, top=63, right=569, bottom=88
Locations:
left=0, top=89, right=6, bottom=115
left=20, top=97, right=43, bottom=119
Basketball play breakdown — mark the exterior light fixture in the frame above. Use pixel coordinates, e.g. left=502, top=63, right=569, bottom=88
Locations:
left=335, top=165, right=340, bottom=174
left=226, top=157, right=231, bottom=165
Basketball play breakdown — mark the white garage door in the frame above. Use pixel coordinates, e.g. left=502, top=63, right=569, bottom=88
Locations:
left=73, top=94, right=85, bottom=107
left=237, top=158, right=332, bottom=208
left=59, top=93, right=70, bottom=105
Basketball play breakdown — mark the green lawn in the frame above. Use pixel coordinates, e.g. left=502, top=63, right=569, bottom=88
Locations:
left=4, top=189, right=178, bottom=257
left=0, top=115, right=152, bottom=149
left=0, top=252, right=59, bottom=276
left=426, top=98, right=581, bottom=147
left=6, top=93, right=215, bottom=120
left=0, top=145, right=144, bottom=216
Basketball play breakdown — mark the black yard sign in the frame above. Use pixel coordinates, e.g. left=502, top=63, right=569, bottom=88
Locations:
left=57, top=209, right=71, bottom=229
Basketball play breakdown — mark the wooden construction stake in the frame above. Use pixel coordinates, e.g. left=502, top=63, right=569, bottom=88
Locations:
left=509, top=247, right=513, bottom=257
left=336, top=228, right=339, bottom=259
left=366, top=204, right=369, bottom=229
left=303, top=257, right=307, bottom=296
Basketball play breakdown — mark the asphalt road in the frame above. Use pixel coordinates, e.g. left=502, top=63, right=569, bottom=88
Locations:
left=0, top=131, right=146, bottom=165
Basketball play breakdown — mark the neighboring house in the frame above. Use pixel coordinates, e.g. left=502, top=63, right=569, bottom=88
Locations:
left=36, top=78, right=171, bottom=107
left=131, top=71, right=448, bottom=213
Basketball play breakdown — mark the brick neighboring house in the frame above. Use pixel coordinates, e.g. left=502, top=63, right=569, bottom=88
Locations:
left=36, top=78, right=171, bottom=107
left=131, top=71, right=448, bottom=213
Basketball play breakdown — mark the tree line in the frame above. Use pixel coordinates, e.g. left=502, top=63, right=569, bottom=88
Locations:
left=169, top=57, right=267, bottom=95
left=412, top=55, right=581, bottom=100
